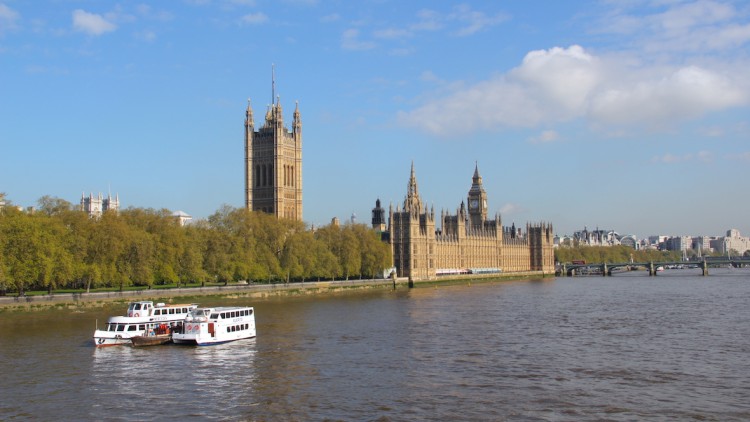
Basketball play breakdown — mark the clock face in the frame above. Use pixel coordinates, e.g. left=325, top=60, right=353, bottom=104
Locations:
left=470, top=199, right=478, bottom=208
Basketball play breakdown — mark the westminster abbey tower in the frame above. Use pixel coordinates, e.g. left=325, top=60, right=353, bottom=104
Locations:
left=244, top=76, right=303, bottom=221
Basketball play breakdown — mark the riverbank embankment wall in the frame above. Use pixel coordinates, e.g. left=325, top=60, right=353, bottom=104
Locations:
left=0, top=271, right=552, bottom=309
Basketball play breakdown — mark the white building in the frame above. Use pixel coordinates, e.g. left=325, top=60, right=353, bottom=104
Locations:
left=81, top=192, right=119, bottom=218
left=172, top=210, right=193, bottom=226
left=712, top=229, right=750, bottom=256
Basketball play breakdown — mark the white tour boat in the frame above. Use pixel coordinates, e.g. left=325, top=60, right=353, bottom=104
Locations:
left=172, top=306, right=256, bottom=346
left=93, top=301, right=198, bottom=347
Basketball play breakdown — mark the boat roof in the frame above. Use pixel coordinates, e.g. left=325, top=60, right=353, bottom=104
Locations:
left=195, top=306, right=253, bottom=312
left=128, top=301, right=197, bottom=307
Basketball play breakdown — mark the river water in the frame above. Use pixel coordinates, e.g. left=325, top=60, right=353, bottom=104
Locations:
left=1, top=268, right=749, bottom=421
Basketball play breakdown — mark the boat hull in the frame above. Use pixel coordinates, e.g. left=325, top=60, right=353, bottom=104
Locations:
left=131, top=334, right=172, bottom=347
left=93, top=330, right=138, bottom=347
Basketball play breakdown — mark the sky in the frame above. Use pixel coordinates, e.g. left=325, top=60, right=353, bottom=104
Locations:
left=1, top=0, right=749, bottom=239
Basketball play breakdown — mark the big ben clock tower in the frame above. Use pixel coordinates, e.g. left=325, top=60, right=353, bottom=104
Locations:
left=467, top=163, right=488, bottom=227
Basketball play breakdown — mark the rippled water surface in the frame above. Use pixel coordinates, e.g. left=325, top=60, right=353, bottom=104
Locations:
left=2, top=269, right=750, bottom=421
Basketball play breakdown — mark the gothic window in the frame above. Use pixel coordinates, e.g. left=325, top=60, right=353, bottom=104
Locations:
left=255, top=165, right=261, bottom=187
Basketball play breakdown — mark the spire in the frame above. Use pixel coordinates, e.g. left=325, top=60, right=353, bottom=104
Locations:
left=407, top=161, right=419, bottom=199
left=245, top=98, right=254, bottom=127
left=404, top=161, right=423, bottom=213
left=271, top=63, right=275, bottom=107
left=473, top=161, right=481, bottom=183
left=293, top=100, right=301, bottom=133
left=273, top=95, right=283, bottom=125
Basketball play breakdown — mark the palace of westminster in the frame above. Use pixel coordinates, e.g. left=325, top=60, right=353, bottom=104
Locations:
left=243, top=84, right=555, bottom=279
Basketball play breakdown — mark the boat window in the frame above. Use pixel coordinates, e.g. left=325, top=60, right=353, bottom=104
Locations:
left=134, top=303, right=142, bottom=310
left=167, top=309, right=173, bottom=314
left=211, top=314, right=219, bottom=319
left=116, top=325, right=125, bottom=331
left=139, top=325, right=146, bottom=330
left=128, top=325, right=137, bottom=331
left=220, top=313, right=225, bottom=319
left=249, top=309, right=253, bottom=315
left=226, top=327, right=231, bottom=333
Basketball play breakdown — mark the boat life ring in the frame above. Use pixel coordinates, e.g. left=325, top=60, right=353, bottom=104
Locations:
left=134, top=312, right=140, bottom=317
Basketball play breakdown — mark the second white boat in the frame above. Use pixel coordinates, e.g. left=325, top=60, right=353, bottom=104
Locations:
left=172, top=306, right=256, bottom=346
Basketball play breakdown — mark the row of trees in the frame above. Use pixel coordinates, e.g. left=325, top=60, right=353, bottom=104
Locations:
left=0, top=195, right=392, bottom=295
left=554, top=244, right=682, bottom=264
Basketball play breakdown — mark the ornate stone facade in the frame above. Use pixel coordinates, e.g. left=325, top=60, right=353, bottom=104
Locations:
left=81, top=192, right=119, bottom=218
left=244, top=82, right=302, bottom=221
left=375, top=163, right=554, bottom=279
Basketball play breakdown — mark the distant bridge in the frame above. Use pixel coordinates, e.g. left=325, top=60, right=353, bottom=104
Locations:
left=559, top=258, right=750, bottom=276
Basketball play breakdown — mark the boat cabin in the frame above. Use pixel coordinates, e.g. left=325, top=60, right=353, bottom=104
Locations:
left=127, top=301, right=154, bottom=317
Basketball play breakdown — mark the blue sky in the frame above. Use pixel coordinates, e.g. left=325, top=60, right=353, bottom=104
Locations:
left=1, top=0, right=749, bottom=238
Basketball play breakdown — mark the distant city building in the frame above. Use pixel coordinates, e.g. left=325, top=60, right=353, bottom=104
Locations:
left=712, top=229, right=750, bottom=256
left=80, top=192, right=119, bottom=218
left=373, top=163, right=554, bottom=279
left=172, top=210, right=192, bottom=226
left=665, top=235, right=692, bottom=252
left=690, top=236, right=714, bottom=254
left=244, top=70, right=302, bottom=221
left=555, top=228, right=639, bottom=249
left=619, top=234, right=638, bottom=249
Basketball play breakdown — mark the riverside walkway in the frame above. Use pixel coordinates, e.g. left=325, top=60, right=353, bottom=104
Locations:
left=0, top=278, right=403, bottom=308
left=560, top=258, right=750, bottom=276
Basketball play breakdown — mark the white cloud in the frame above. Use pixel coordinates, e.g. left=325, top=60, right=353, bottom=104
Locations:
left=598, top=0, right=750, bottom=52
left=450, top=4, right=508, bottom=36
left=341, top=28, right=375, bottom=51
left=528, top=130, right=560, bottom=144
left=651, top=150, right=713, bottom=164
left=590, top=65, right=747, bottom=127
left=0, top=3, right=20, bottom=34
left=411, top=9, right=442, bottom=31
left=320, top=13, right=339, bottom=23
left=399, top=45, right=750, bottom=136
left=135, top=30, right=156, bottom=42
left=500, top=203, right=526, bottom=215
left=419, top=70, right=442, bottom=83
left=240, top=12, right=268, bottom=25
left=373, top=27, right=412, bottom=40
left=72, top=9, right=117, bottom=35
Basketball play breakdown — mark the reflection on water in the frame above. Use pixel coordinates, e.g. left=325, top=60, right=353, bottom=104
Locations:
left=89, top=341, right=257, bottom=420
left=2, top=268, right=750, bottom=421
